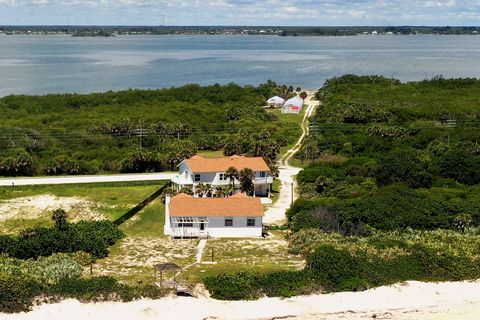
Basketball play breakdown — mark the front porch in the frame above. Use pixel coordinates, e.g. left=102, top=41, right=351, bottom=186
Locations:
left=170, top=216, right=210, bottom=239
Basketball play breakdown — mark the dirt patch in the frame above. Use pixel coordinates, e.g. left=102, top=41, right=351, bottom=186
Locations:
left=0, top=194, right=106, bottom=223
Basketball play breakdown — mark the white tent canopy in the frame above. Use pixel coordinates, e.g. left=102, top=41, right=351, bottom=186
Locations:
left=284, top=96, right=304, bottom=107
left=267, top=96, right=285, bottom=106
left=282, top=96, right=304, bottom=114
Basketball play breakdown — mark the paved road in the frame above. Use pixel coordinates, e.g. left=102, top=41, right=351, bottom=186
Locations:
left=0, top=172, right=177, bottom=187
left=263, top=92, right=319, bottom=225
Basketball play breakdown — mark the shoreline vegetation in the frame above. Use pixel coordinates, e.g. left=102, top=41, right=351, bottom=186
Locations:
left=2, top=76, right=480, bottom=317
left=202, top=76, right=480, bottom=301
left=1, top=25, right=480, bottom=37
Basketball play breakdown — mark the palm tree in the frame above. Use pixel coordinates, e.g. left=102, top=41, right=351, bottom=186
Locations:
left=239, top=168, right=255, bottom=196
left=195, top=183, right=211, bottom=198
left=225, top=166, right=239, bottom=192
left=52, top=208, right=68, bottom=229
left=454, top=213, right=473, bottom=233
left=215, top=186, right=230, bottom=198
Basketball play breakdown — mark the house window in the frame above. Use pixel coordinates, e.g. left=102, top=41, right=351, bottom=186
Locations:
left=194, top=174, right=201, bottom=182
left=224, top=218, right=233, bottom=227
left=178, top=223, right=194, bottom=228
left=247, top=218, right=256, bottom=227
left=259, top=171, right=266, bottom=178
left=219, top=173, right=227, bottom=181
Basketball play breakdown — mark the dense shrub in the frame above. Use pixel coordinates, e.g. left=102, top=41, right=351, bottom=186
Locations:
left=204, top=271, right=316, bottom=300
left=0, top=253, right=83, bottom=284
left=44, top=156, right=80, bottom=175
left=290, top=184, right=480, bottom=232
left=0, top=149, right=35, bottom=177
left=0, top=221, right=124, bottom=260
left=0, top=275, right=165, bottom=313
left=0, top=274, right=41, bottom=313
left=437, top=149, right=480, bottom=185
left=374, top=149, right=432, bottom=188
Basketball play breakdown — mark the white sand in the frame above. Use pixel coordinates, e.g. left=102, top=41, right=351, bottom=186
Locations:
left=3, top=280, right=480, bottom=320
left=0, top=195, right=105, bottom=222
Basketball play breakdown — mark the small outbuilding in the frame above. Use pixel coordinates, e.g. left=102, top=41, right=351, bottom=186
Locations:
left=282, top=96, right=304, bottom=114
left=267, top=96, right=285, bottom=108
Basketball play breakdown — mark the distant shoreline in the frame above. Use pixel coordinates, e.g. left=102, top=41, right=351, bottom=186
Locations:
left=1, top=25, right=479, bottom=37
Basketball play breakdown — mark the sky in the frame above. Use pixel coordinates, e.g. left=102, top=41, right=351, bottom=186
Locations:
left=0, top=0, right=479, bottom=26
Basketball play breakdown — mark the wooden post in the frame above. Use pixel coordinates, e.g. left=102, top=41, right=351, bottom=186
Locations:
left=291, top=182, right=294, bottom=205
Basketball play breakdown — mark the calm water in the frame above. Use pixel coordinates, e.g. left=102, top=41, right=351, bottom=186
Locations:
left=0, top=34, right=479, bottom=96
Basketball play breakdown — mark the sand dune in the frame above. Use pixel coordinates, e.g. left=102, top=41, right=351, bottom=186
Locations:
left=3, top=280, right=480, bottom=320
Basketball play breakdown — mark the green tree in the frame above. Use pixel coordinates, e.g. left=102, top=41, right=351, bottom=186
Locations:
left=214, top=186, right=230, bottom=198
left=315, top=176, right=331, bottom=193
left=225, top=166, right=239, bottom=191
left=239, top=168, right=255, bottom=195
left=195, top=183, right=211, bottom=197
left=454, top=213, right=473, bottom=233
left=52, top=209, right=68, bottom=230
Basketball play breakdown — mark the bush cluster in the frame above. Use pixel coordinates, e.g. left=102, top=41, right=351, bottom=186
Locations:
left=0, top=221, right=124, bottom=260
left=0, top=274, right=164, bottom=313
left=204, top=271, right=318, bottom=300
left=205, top=228, right=480, bottom=301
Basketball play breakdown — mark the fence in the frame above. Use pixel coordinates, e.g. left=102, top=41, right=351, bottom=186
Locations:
left=113, top=182, right=171, bottom=226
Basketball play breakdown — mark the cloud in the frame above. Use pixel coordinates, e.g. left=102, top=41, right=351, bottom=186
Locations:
left=0, top=0, right=479, bottom=25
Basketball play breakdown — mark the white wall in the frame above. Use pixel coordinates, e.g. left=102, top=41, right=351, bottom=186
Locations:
left=206, top=216, right=263, bottom=237
left=166, top=215, right=263, bottom=238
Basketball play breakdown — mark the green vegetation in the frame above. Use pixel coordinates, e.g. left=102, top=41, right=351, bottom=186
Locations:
left=0, top=220, right=123, bottom=260
left=205, top=75, right=480, bottom=300
left=183, top=236, right=304, bottom=284
left=294, top=75, right=480, bottom=233
left=0, top=182, right=166, bottom=234
left=0, top=82, right=299, bottom=177
left=0, top=211, right=164, bottom=313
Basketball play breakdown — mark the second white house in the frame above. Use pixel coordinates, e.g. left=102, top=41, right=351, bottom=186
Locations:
left=171, top=155, right=273, bottom=197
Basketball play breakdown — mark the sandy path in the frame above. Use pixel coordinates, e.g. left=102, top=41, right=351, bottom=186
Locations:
left=0, top=172, right=176, bottom=187
left=264, top=92, right=319, bottom=225
left=4, top=280, right=480, bottom=320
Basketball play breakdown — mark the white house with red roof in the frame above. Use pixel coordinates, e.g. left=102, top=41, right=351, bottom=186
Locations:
left=164, top=193, right=264, bottom=238
left=171, top=155, right=273, bottom=197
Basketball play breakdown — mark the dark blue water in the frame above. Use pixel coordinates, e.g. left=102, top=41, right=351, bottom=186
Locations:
left=1, top=34, right=479, bottom=96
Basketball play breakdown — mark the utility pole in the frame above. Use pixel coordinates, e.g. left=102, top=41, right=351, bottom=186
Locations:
left=135, top=126, right=149, bottom=149
left=291, top=182, right=294, bottom=205
left=445, top=119, right=457, bottom=146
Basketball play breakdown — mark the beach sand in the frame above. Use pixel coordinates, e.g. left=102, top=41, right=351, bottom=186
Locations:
left=3, top=280, right=480, bottom=320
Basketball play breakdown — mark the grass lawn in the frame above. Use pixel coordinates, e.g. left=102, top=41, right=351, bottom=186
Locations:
left=268, top=108, right=305, bottom=157
left=269, top=178, right=282, bottom=204
left=196, top=150, right=225, bottom=158
left=0, top=181, right=166, bottom=234
left=93, top=197, right=199, bottom=284
left=181, top=232, right=305, bottom=284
